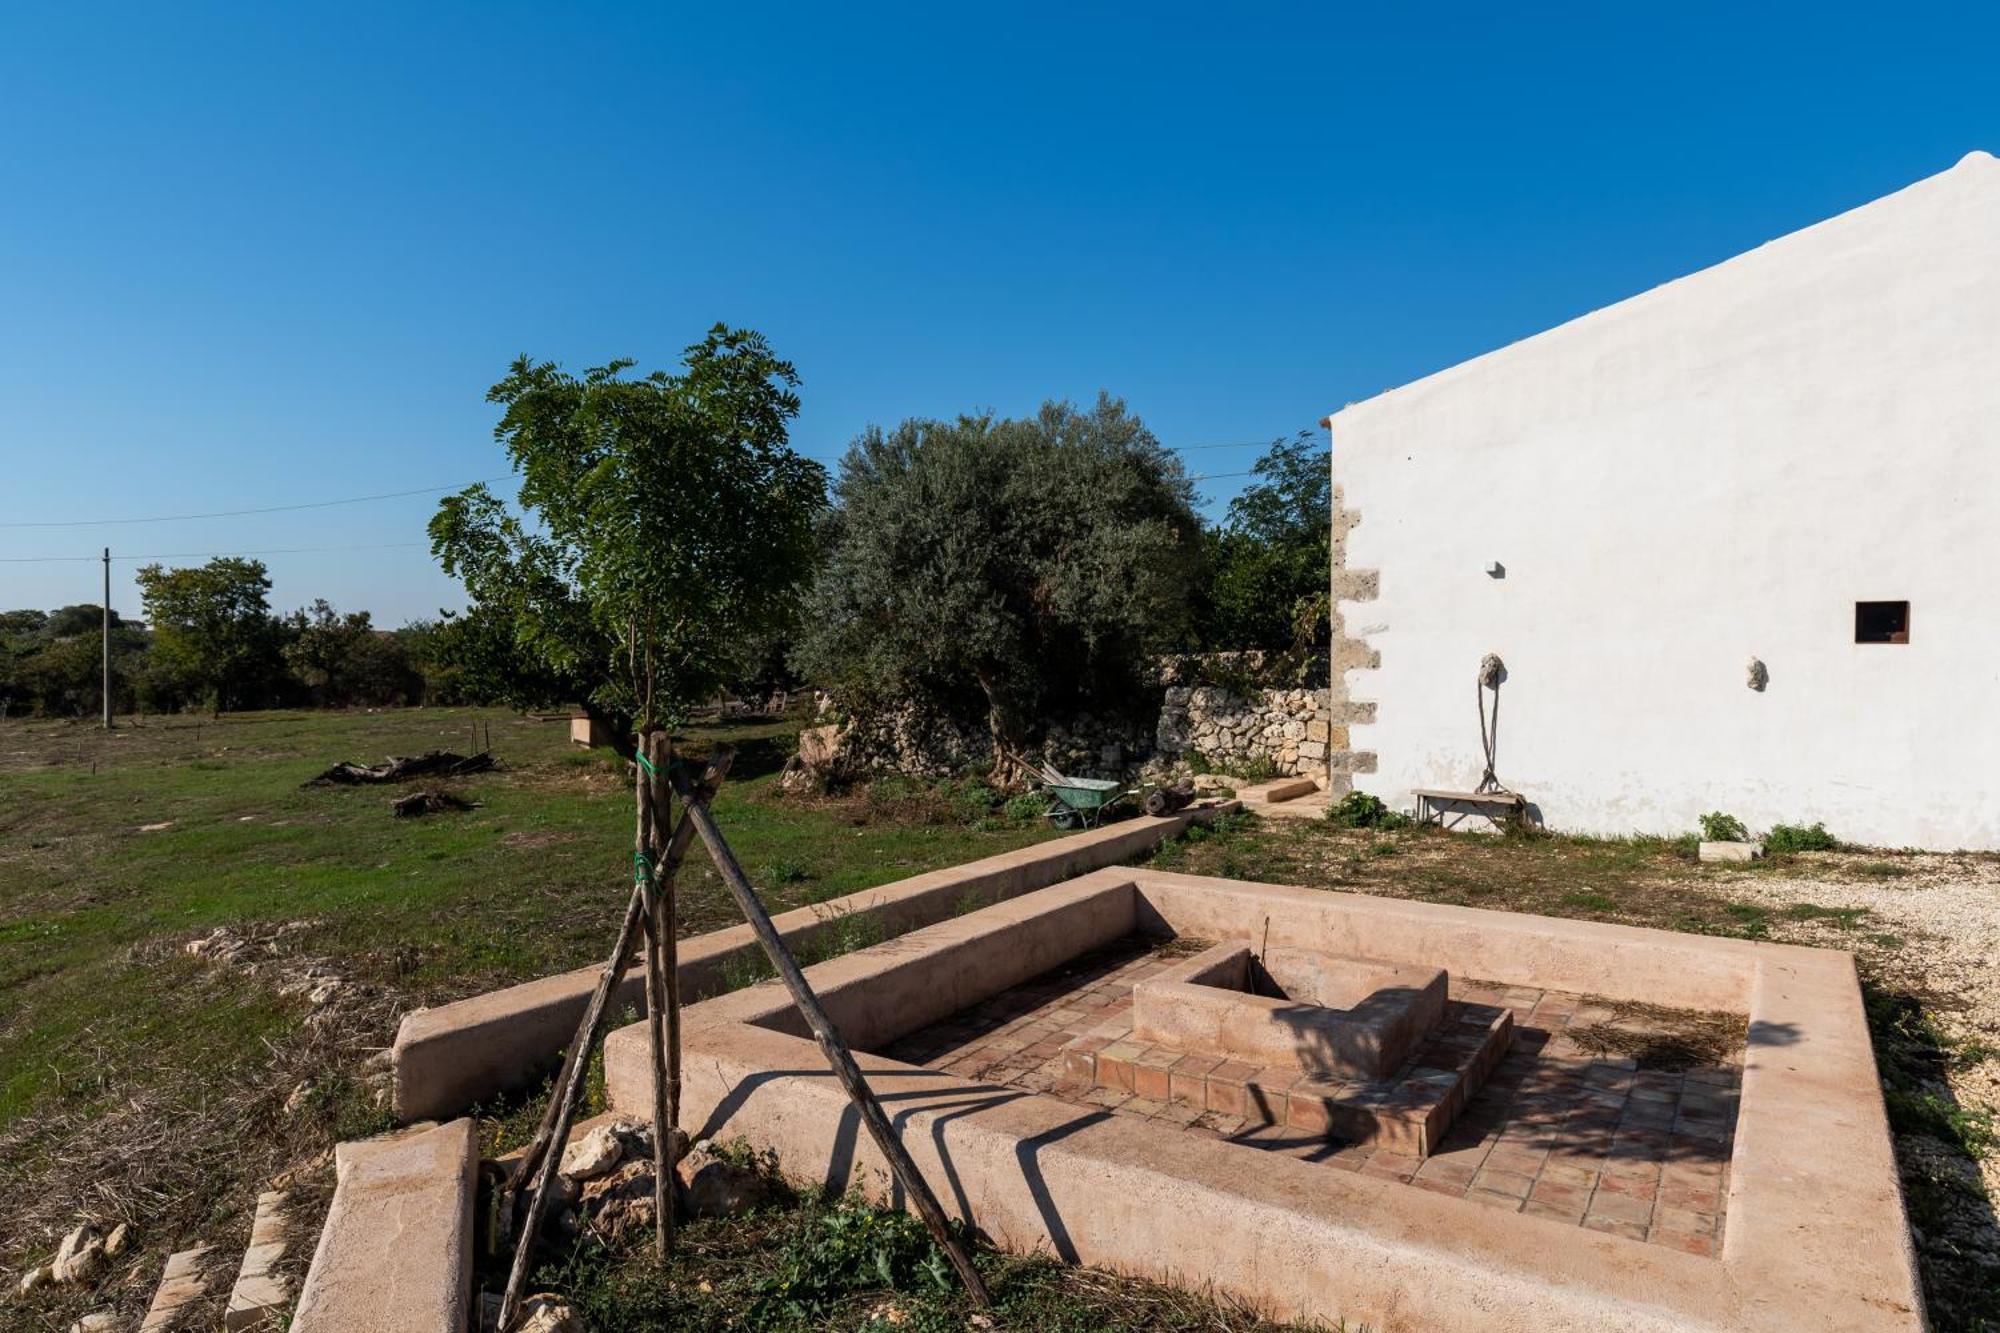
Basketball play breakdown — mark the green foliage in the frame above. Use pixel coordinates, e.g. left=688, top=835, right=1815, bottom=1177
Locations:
left=763, top=858, right=810, bottom=887
left=136, top=558, right=286, bottom=713
left=750, top=1200, right=954, bottom=1321
left=1326, top=790, right=1411, bottom=830
left=430, top=328, right=827, bottom=743
left=795, top=395, right=1200, bottom=769
left=1765, top=821, right=1838, bottom=853
left=1232, top=755, right=1284, bottom=783
left=1192, top=432, right=1331, bottom=671
left=1697, top=811, right=1748, bottom=842
left=282, top=599, right=423, bottom=706
left=1001, top=792, right=1047, bottom=822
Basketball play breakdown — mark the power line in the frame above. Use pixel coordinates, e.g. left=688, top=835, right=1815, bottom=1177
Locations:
left=0, top=542, right=431, bottom=564
left=0, top=479, right=508, bottom=529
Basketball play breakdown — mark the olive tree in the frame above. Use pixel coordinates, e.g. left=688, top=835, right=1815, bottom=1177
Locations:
left=796, top=394, right=1200, bottom=778
left=429, top=326, right=827, bottom=750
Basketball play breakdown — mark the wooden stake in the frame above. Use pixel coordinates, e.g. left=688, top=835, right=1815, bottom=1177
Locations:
left=668, top=766, right=993, bottom=1308
left=651, top=733, right=685, bottom=1257
left=635, top=732, right=674, bottom=1260
left=495, top=752, right=733, bottom=1332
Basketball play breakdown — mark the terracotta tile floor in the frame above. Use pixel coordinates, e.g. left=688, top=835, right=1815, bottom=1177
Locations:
left=876, top=937, right=1741, bottom=1256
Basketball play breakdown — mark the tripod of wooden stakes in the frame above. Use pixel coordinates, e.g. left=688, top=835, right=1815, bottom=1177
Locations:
left=492, top=735, right=991, bottom=1330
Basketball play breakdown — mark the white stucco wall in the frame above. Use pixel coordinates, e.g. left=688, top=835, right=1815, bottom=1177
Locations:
left=1329, top=151, right=2000, bottom=850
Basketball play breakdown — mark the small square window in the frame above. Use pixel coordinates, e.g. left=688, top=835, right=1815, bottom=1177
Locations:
left=1855, top=601, right=1909, bottom=644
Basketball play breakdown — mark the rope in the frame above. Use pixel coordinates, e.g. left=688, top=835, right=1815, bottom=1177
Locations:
left=632, top=850, right=655, bottom=886
left=1475, top=653, right=1508, bottom=795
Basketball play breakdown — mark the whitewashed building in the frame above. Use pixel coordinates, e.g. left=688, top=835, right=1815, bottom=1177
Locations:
left=1325, top=151, right=2000, bottom=850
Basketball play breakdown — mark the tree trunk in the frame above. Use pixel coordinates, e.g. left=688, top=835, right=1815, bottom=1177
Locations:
left=973, top=666, right=1022, bottom=787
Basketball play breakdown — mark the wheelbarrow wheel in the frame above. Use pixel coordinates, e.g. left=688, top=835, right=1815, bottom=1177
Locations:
left=1046, top=807, right=1081, bottom=830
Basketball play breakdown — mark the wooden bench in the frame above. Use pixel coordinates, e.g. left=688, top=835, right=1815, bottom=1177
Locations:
left=1411, top=788, right=1525, bottom=830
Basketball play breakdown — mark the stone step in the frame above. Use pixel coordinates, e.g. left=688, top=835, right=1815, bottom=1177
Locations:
left=224, top=1189, right=297, bottom=1331
left=291, top=1119, right=478, bottom=1333
left=138, top=1245, right=219, bottom=1332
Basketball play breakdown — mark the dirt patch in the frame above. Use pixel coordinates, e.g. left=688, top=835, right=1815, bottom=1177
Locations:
left=1566, top=999, right=1745, bottom=1072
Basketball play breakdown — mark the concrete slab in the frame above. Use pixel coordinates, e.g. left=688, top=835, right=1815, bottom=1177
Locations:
left=605, top=867, right=1922, bottom=1332
left=139, top=1246, right=219, bottom=1332
left=1700, top=840, right=1766, bottom=863
left=224, top=1190, right=295, bottom=1331
left=391, top=803, right=1236, bottom=1119
left=291, top=1120, right=477, bottom=1333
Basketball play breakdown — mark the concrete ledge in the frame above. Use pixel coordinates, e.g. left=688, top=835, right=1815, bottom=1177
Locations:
left=292, top=1119, right=477, bottom=1333
left=392, top=804, right=1235, bottom=1120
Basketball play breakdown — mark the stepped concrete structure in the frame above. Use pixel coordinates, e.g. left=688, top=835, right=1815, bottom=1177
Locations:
left=604, top=865, right=1921, bottom=1331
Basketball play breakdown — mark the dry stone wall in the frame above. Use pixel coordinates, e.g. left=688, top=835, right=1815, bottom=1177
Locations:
left=1155, top=686, right=1334, bottom=777
left=834, top=682, right=1341, bottom=782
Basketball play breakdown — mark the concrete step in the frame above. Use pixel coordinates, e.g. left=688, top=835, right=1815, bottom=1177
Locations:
left=138, top=1245, right=220, bottom=1331
left=224, top=1189, right=297, bottom=1331
left=291, top=1119, right=478, bottom=1333
left=1233, top=777, right=1332, bottom=820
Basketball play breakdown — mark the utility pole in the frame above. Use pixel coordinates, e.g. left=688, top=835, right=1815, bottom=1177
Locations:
left=101, top=547, right=113, bottom=730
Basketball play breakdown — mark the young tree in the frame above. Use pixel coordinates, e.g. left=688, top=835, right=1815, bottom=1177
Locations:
left=436, top=328, right=826, bottom=1297
left=795, top=394, right=1200, bottom=776
left=429, top=327, right=827, bottom=747
left=135, top=559, right=285, bottom=714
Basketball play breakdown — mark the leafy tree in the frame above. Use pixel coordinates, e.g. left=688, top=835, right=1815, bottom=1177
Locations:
left=0, top=604, right=148, bottom=716
left=1195, top=430, right=1331, bottom=668
left=795, top=394, right=1200, bottom=776
left=283, top=600, right=421, bottom=706
left=135, top=558, right=285, bottom=714
left=429, top=326, right=827, bottom=751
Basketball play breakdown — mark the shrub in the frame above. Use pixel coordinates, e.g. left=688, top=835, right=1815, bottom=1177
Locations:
left=1328, top=790, right=1412, bottom=830
left=1765, top=821, right=1839, bottom=854
left=1001, top=792, right=1046, bottom=823
left=1698, top=811, right=1748, bottom=842
left=751, top=1201, right=953, bottom=1320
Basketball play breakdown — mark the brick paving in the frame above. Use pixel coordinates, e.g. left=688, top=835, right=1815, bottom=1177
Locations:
left=876, top=937, right=1741, bottom=1256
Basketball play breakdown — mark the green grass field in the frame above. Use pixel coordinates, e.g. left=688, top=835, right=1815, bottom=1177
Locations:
left=0, top=707, right=1066, bottom=1129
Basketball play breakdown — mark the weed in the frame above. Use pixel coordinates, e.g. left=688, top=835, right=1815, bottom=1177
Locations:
left=1722, top=902, right=1770, bottom=938
left=793, top=904, right=886, bottom=967
left=1326, top=791, right=1412, bottom=831
left=1698, top=811, right=1748, bottom=842
left=1561, top=890, right=1616, bottom=912
left=719, top=950, right=777, bottom=992
left=1002, top=792, right=1047, bottom=823
left=764, top=858, right=810, bottom=887
left=1854, top=861, right=1912, bottom=879
left=1765, top=821, right=1839, bottom=854
left=750, top=1198, right=955, bottom=1321
left=1235, top=755, right=1283, bottom=783
left=1783, top=902, right=1869, bottom=929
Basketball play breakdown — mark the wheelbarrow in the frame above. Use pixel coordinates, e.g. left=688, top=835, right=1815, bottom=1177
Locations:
left=1028, top=764, right=1132, bottom=830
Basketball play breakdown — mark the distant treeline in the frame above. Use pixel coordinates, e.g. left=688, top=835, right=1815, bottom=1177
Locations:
left=0, top=564, right=471, bottom=717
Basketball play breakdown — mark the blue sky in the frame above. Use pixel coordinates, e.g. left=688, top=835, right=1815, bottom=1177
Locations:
left=2, top=3, right=1994, bottom=624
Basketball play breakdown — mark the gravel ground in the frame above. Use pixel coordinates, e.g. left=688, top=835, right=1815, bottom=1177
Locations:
left=1705, top=851, right=2000, bottom=1148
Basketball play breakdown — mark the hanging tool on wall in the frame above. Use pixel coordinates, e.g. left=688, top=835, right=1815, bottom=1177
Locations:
left=1475, top=653, right=1510, bottom=796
